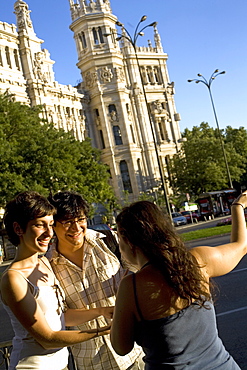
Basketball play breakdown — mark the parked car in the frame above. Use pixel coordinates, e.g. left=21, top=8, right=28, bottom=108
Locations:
left=181, top=211, right=202, bottom=223
left=87, top=223, right=111, bottom=231
left=171, top=212, right=187, bottom=227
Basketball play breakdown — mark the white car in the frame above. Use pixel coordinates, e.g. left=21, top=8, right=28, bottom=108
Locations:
left=172, top=212, right=187, bottom=226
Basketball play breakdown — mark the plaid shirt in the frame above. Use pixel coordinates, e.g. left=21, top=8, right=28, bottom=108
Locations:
left=47, top=229, right=143, bottom=370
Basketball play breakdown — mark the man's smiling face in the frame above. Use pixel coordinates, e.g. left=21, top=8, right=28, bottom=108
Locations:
left=53, top=213, right=87, bottom=249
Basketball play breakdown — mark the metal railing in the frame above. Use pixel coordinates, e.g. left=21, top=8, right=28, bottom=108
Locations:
left=0, top=341, right=12, bottom=370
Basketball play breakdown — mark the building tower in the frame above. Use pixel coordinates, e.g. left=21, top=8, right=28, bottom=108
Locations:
left=69, top=0, right=183, bottom=203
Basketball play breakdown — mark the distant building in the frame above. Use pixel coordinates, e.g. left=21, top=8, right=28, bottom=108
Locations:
left=1, top=0, right=183, bottom=204
left=0, top=0, right=85, bottom=141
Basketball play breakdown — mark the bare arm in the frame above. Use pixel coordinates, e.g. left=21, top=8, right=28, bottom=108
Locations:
left=1, top=271, right=110, bottom=350
left=64, top=306, right=114, bottom=326
left=190, top=191, right=247, bottom=278
left=110, top=274, right=136, bottom=356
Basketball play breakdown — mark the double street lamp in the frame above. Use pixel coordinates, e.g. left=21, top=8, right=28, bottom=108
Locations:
left=105, top=16, right=172, bottom=218
left=188, top=70, right=233, bottom=189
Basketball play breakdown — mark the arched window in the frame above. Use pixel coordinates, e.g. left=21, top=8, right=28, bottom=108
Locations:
left=158, top=122, right=165, bottom=141
left=140, top=66, right=148, bottom=84
left=92, top=27, right=104, bottom=45
left=130, top=125, right=135, bottom=143
left=108, top=104, right=116, bottom=114
left=0, top=49, right=3, bottom=66
left=98, top=27, right=104, bottom=43
left=79, top=32, right=87, bottom=49
left=99, top=129, right=105, bottom=149
left=153, top=66, right=161, bottom=84
left=108, top=104, right=118, bottom=122
left=5, top=46, right=11, bottom=68
left=92, top=28, right=99, bottom=45
left=14, top=49, right=20, bottom=70
left=66, top=107, right=70, bottom=116
left=120, top=160, right=132, bottom=193
left=146, top=67, right=153, bottom=84
left=113, top=126, right=123, bottom=145
left=158, top=120, right=169, bottom=141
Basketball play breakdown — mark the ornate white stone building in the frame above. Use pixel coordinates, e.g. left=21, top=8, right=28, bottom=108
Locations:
left=0, top=0, right=85, bottom=141
left=68, top=0, right=183, bottom=203
left=1, top=0, right=183, bottom=204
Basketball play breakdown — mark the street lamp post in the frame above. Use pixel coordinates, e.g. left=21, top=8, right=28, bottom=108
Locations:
left=105, top=16, right=172, bottom=218
left=188, top=70, right=233, bottom=189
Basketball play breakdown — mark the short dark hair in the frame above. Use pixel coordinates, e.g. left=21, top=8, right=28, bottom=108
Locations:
left=4, top=191, right=56, bottom=246
left=48, top=191, right=90, bottom=222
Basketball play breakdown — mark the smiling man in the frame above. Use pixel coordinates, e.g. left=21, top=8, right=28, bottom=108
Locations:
left=47, top=191, right=144, bottom=370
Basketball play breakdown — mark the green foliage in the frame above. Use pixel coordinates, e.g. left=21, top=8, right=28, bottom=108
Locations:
left=169, top=122, right=246, bottom=196
left=0, top=92, right=117, bottom=214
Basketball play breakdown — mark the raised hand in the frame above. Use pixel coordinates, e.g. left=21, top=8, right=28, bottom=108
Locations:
left=232, top=191, right=247, bottom=209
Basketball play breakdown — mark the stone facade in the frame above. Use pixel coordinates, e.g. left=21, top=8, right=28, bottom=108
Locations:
left=0, top=1, right=85, bottom=141
left=1, top=0, right=183, bottom=204
left=69, top=0, right=183, bottom=203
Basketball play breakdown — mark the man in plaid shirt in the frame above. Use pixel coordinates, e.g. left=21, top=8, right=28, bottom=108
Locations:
left=47, top=191, right=144, bottom=370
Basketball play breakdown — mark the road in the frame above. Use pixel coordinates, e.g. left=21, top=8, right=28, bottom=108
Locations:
left=0, top=226, right=246, bottom=369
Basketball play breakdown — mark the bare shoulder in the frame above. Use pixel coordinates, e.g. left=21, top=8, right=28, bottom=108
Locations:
left=189, top=246, right=212, bottom=264
left=1, top=268, right=28, bottom=305
left=118, top=272, right=133, bottom=292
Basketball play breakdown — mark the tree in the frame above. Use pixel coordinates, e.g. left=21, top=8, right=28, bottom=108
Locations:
left=0, top=92, right=117, bottom=213
left=169, top=122, right=245, bottom=197
left=225, top=126, right=247, bottom=189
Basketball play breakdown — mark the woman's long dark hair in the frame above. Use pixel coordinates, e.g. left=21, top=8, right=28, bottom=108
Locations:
left=116, top=201, right=211, bottom=307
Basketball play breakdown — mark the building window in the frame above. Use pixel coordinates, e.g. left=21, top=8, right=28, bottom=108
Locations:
left=80, top=32, right=87, bottom=49
left=92, top=27, right=104, bottom=45
left=120, top=160, right=132, bottom=193
left=14, top=49, right=20, bottom=70
left=153, top=66, right=161, bottom=84
left=66, top=107, right=70, bottom=116
left=108, top=104, right=118, bottom=122
left=0, top=49, right=2, bottom=67
left=79, top=31, right=87, bottom=49
left=94, top=108, right=101, bottom=126
left=99, top=129, right=105, bottom=149
left=108, top=104, right=116, bottom=114
left=146, top=67, right=153, bottom=84
left=98, top=27, right=104, bottom=43
left=140, top=67, right=148, bottom=84
left=130, top=125, right=135, bottom=143
left=158, top=122, right=165, bottom=141
left=158, top=120, right=169, bottom=141
left=5, top=46, right=11, bottom=68
left=113, top=125, right=123, bottom=145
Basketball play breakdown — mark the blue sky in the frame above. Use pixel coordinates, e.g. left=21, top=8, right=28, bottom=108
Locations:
left=2, top=0, right=247, bottom=132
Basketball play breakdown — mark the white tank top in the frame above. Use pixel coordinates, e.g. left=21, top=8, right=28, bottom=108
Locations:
left=3, top=267, right=68, bottom=370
